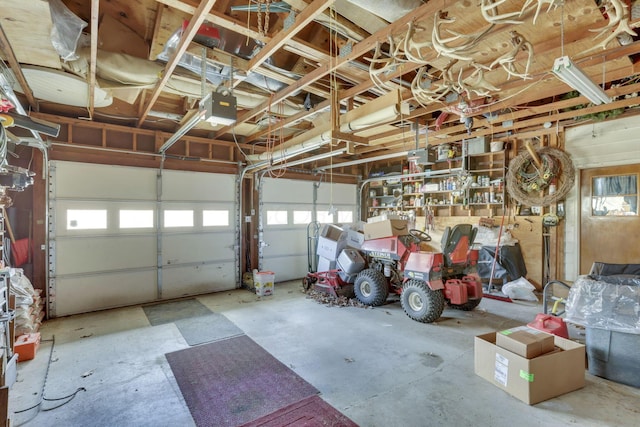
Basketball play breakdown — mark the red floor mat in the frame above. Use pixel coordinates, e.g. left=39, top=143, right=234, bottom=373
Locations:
left=166, top=335, right=319, bottom=427
left=240, top=395, right=358, bottom=427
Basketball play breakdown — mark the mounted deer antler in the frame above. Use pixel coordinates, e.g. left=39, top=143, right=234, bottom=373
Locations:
left=432, top=11, right=494, bottom=61
left=521, top=0, right=562, bottom=25
left=367, top=37, right=406, bottom=91
left=583, top=0, right=640, bottom=53
left=403, top=21, right=432, bottom=64
left=490, top=31, right=534, bottom=80
left=411, top=62, right=460, bottom=107
left=481, top=0, right=526, bottom=25
left=461, top=63, right=501, bottom=97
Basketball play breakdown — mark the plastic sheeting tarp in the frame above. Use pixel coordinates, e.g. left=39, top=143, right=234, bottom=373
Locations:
left=565, top=274, right=640, bottom=334
left=477, top=243, right=527, bottom=282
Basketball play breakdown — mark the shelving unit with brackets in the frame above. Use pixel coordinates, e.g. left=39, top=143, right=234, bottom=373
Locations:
left=466, top=150, right=507, bottom=217
left=420, top=154, right=467, bottom=217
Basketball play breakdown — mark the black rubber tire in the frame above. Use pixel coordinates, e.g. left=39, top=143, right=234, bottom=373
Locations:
left=448, top=297, right=482, bottom=311
left=302, top=276, right=316, bottom=292
left=400, top=279, right=445, bottom=323
left=354, top=268, right=389, bottom=306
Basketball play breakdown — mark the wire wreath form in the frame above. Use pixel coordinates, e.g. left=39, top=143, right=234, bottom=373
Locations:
left=506, top=146, right=576, bottom=207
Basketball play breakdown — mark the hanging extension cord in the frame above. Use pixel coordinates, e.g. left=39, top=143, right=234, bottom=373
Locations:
left=14, top=336, right=86, bottom=426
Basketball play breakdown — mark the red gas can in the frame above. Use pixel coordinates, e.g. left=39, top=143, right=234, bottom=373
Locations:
left=527, top=314, right=569, bottom=339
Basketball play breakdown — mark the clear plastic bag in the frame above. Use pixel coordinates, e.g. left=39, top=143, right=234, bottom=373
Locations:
left=565, top=275, right=640, bottom=334
left=10, top=268, right=34, bottom=306
left=501, top=276, right=538, bottom=301
left=49, top=0, right=88, bottom=61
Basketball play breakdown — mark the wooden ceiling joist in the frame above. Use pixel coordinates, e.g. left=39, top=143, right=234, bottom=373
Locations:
left=137, top=0, right=219, bottom=127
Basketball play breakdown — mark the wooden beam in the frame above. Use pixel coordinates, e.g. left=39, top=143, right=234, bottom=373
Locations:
left=156, top=0, right=269, bottom=43
left=248, top=0, right=335, bottom=72
left=138, top=0, right=218, bottom=127
left=366, top=87, right=640, bottom=154
left=0, top=23, right=37, bottom=110
left=215, top=1, right=442, bottom=138
left=155, top=0, right=333, bottom=63
left=88, top=0, right=99, bottom=119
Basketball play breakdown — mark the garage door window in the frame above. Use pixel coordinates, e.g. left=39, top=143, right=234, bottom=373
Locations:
left=293, top=210, right=312, bottom=224
left=338, top=210, right=353, bottom=223
left=67, top=209, right=107, bottom=230
left=317, top=210, right=332, bottom=223
left=203, top=210, right=229, bottom=226
left=267, top=210, right=288, bottom=225
left=164, top=210, right=194, bottom=227
left=119, top=210, right=154, bottom=228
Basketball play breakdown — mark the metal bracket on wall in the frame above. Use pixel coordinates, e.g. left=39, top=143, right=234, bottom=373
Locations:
left=47, top=162, right=57, bottom=318
left=234, top=168, right=242, bottom=288
left=257, top=178, right=265, bottom=272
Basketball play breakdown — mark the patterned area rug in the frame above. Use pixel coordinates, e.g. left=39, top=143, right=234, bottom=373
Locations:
left=166, top=335, right=319, bottom=427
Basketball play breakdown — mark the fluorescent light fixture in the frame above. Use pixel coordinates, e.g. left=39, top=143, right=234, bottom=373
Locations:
left=552, top=56, right=611, bottom=105
left=247, top=89, right=406, bottom=163
left=315, top=150, right=409, bottom=172
left=246, top=128, right=332, bottom=163
left=268, top=147, right=348, bottom=170
left=159, top=91, right=237, bottom=154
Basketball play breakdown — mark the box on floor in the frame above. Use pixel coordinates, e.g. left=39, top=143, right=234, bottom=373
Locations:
left=475, top=332, right=585, bottom=405
left=496, top=326, right=555, bottom=359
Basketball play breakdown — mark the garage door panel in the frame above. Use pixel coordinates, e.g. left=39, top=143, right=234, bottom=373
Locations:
left=55, top=161, right=157, bottom=199
left=161, top=170, right=236, bottom=201
left=51, top=161, right=237, bottom=316
left=262, top=229, right=308, bottom=256
left=54, top=200, right=157, bottom=236
left=56, top=236, right=156, bottom=275
left=262, top=179, right=314, bottom=203
left=261, top=178, right=356, bottom=281
left=263, top=255, right=308, bottom=282
left=161, top=263, right=236, bottom=298
left=162, top=233, right=234, bottom=264
left=55, top=270, right=157, bottom=316
left=316, top=182, right=356, bottom=204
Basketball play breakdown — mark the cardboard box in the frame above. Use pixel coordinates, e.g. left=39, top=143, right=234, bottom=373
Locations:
left=475, top=332, right=585, bottom=405
left=496, top=326, right=555, bottom=359
left=345, top=229, right=365, bottom=249
left=316, top=224, right=347, bottom=260
left=317, top=256, right=337, bottom=272
left=363, top=219, right=409, bottom=240
left=366, top=213, right=405, bottom=223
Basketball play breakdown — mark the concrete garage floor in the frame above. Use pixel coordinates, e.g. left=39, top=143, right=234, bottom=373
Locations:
left=9, top=280, right=640, bottom=427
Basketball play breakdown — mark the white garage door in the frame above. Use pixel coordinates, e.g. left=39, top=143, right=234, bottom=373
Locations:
left=48, top=161, right=237, bottom=317
left=260, top=177, right=357, bottom=282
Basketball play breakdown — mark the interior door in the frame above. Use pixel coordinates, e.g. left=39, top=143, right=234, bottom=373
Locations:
left=580, top=164, right=640, bottom=274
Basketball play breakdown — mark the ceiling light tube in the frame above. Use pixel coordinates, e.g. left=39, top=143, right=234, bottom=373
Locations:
left=268, top=147, right=348, bottom=170
left=269, top=140, right=329, bottom=165
left=247, top=90, right=407, bottom=163
left=158, top=109, right=206, bottom=154
left=552, top=56, right=611, bottom=105
left=246, top=128, right=332, bottom=162
left=315, top=150, right=409, bottom=172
